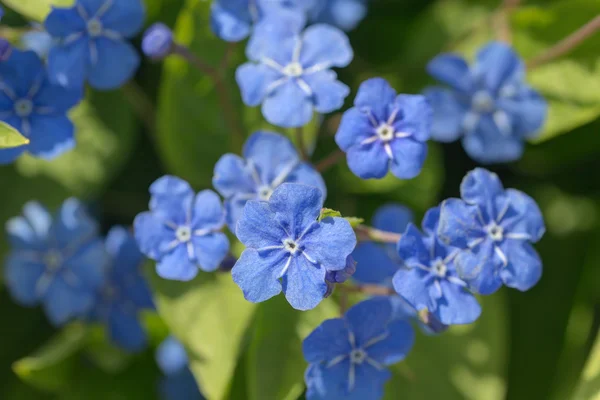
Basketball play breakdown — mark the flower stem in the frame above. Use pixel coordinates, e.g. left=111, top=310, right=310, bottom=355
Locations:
left=493, top=0, right=520, bottom=43
left=315, top=149, right=345, bottom=172
left=527, top=15, right=600, bottom=69
left=337, top=283, right=396, bottom=296
left=355, top=225, right=402, bottom=244
left=122, top=82, right=156, bottom=138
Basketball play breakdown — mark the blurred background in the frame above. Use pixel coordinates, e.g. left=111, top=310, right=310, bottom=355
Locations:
left=0, top=0, right=599, bottom=399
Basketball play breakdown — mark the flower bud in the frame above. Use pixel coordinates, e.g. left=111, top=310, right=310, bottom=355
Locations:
left=142, top=23, right=174, bottom=60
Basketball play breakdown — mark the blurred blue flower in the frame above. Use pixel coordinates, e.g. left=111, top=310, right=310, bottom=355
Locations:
left=156, top=336, right=204, bottom=400
left=44, top=0, right=145, bottom=90
left=211, top=0, right=301, bottom=42
left=236, top=22, right=353, bottom=127
left=142, top=23, right=173, bottom=60
left=438, top=168, right=545, bottom=294
left=134, top=176, right=229, bottom=282
left=303, top=297, right=414, bottom=400
left=0, top=49, right=82, bottom=163
left=393, top=207, right=481, bottom=325
left=89, top=226, right=154, bottom=352
left=425, top=41, right=547, bottom=163
left=213, top=131, right=326, bottom=230
left=232, top=183, right=356, bottom=310
left=302, top=0, right=368, bottom=31
left=4, top=199, right=107, bottom=326
left=0, top=39, right=11, bottom=61
left=21, top=29, right=54, bottom=59
left=335, top=78, right=432, bottom=180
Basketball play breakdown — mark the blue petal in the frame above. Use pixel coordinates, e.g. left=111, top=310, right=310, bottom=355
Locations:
left=160, top=368, right=203, bottom=400
left=6, top=203, right=50, bottom=250
left=475, top=41, right=524, bottom=93
left=149, top=176, right=194, bottom=225
left=4, top=253, right=45, bottom=306
left=499, top=240, right=542, bottom=291
left=283, top=255, right=327, bottom=310
left=33, top=80, right=83, bottom=112
left=302, top=70, right=349, bottom=114
left=372, top=204, right=413, bottom=234
left=392, top=267, right=432, bottom=313
left=421, top=206, right=440, bottom=237
left=310, top=0, right=368, bottom=31
left=44, top=7, right=86, bottom=38
left=43, top=277, right=95, bottom=326
left=435, top=280, right=481, bottom=325
left=497, top=87, right=547, bottom=138
left=23, top=201, right=52, bottom=238
left=426, top=53, right=472, bottom=93
left=0, top=147, right=26, bottom=164
left=88, top=38, right=139, bottom=90
left=262, top=80, right=313, bottom=128
left=105, top=226, right=139, bottom=268
left=454, top=240, right=503, bottom=295
left=64, top=239, right=107, bottom=290
left=224, top=194, right=254, bottom=232
left=192, top=233, right=229, bottom=272
left=243, top=131, right=299, bottom=186
left=0, top=50, right=44, bottom=95
left=287, top=162, right=327, bottom=198
left=393, top=94, right=432, bottom=142
left=156, top=336, right=189, bottom=375
left=302, top=217, right=356, bottom=270
left=367, top=319, right=414, bottom=366
left=99, top=0, right=145, bottom=37
left=303, top=318, right=351, bottom=363
left=246, top=25, right=296, bottom=64
left=156, top=245, right=199, bottom=281
left=269, top=183, right=323, bottom=239
left=235, top=63, right=280, bottom=106
left=47, top=39, right=89, bottom=89
left=28, top=115, right=75, bottom=159
left=210, top=1, right=252, bottom=42
left=460, top=167, right=504, bottom=223
left=463, top=116, right=524, bottom=163
left=423, top=87, right=466, bottom=142
left=299, top=24, right=353, bottom=68
left=335, top=107, right=375, bottom=151
left=397, top=224, right=430, bottom=267
left=22, top=31, right=54, bottom=59
left=389, top=138, right=428, bottom=179
left=213, top=153, right=255, bottom=198
left=346, top=141, right=389, bottom=179
left=502, top=189, right=545, bottom=242
left=352, top=242, right=398, bottom=285
left=231, top=249, right=285, bottom=303
left=236, top=200, right=287, bottom=248
left=51, top=198, right=98, bottom=248
left=438, top=198, right=484, bottom=249
left=108, top=307, right=147, bottom=351
left=345, top=297, right=392, bottom=345
left=133, top=212, right=175, bottom=260
left=192, top=190, right=225, bottom=231
left=353, top=77, right=396, bottom=121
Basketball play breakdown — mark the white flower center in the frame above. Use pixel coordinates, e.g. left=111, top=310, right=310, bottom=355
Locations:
left=44, top=249, right=62, bottom=271
left=87, top=19, right=103, bottom=37
left=487, top=224, right=504, bottom=242
left=472, top=90, right=495, bottom=113
left=257, top=185, right=273, bottom=201
left=176, top=226, right=192, bottom=242
left=432, top=259, right=447, bottom=277
left=283, top=238, right=299, bottom=254
left=282, top=62, right=304, bottom=77
left=376, top=123, right=395, bottom=142
left=14, top=99, right=33, bottom=117
left=349, top=348, right=367, bottom=364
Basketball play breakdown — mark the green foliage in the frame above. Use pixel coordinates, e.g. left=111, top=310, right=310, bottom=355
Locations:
left=1, top=0, right=73, bottom=21
left=0, top=122, right=29, bottom=149
left=572, top=331, right=600, bottom=400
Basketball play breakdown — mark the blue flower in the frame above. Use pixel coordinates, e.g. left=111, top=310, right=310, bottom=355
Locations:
left=236, top=22, right=353, bottom=127
left=232, top=183, right=356, bottom=310
left=213, top=131, right=326, bottom=230
left=352, top=204, right=412, bottom=286
left=21, top=28, right=55, bottom=59
left=156, top=336, right=204, bottom=400
left=210, top=0, right=301, bottom=42
left=0, top=49, right=82, bottom=163
left=89, top=226, right=154, bottom=352
left=393, top=207, right=481, bottom=325
left=303, top=297, right=414, bottom=400
left=44, top=0, right=145, bottom=90
left=324, top=255, right=356, bottom=297
left=134, top=176, right=230, bottom=282
left=335, top=78, right=432, bottom=180
left=438, top=168, right=545, bottom=294
left=425, top=41, right=547, bottom=163
left=142, top=23, right=173, bottom=60
left=302, top=0, right=368, bottom=31
left=4, top=199, right=107, bottom=326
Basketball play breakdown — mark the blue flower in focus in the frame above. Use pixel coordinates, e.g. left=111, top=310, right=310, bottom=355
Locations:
left=213, top=131, right=326, bottom=230
left=44, top=0, right=145, bottom=89
left=0, top=50, right=82, bottom=163
left=393, top=207, right=481, bottom=325
left=232, top=183, right=356, bottom=310
left=134, top=176, right=230, bottom=282
left=156, top=336, right=204, bottom=400
left=89, top=226, right=154, bottom=352
left=438, top=168, right=545, bottom=294
left=303, top=297, right=414, bottom=400
left=425, top=41, right=547, bottom=163
left=211, top=0, right=301, bottom=42
left=335, top=78, right=432, bottom=180
left=4, top=199, right=107, bottom=326
left=236, top=23, right=353, bottom=128
left=302, top=0, right=368, bottom=31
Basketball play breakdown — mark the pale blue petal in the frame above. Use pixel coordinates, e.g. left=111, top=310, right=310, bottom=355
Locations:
left=236, top=63, right=280, bottom=106
left=393, top=267, right=432, bottom=313
left=262, top=80, right=313, bottom=128
left=367, top=319, right=414, bottom=365
left=302, top=70, right=349, bottom=114
left=243, top=131, right=299, bottom=186
left=422, top=206, right=440, bottom=236
left=231, top=249, right=285, bottom=303
left=463, top=115, right=524, bottom=163
left=345, top=297, right=392, bottom=345
left=43, top=277, right=94, bottom=326
left=303, top=318, right=351, bottom=363
left=302, top=217, right=356, bottom=270
left=335, top=107, right=374, bottom=151
left=236, top=200, right=286, bottom=248
left=4, top=253, right=45, bottom=306
left=435, top=281, right=481, bottom=325
left=353, top=77, right=396, bottom=121
left=460, top=167, right=504, bottom=223
left=192, top=233, right=229, bottom=272
left=499, top=240, right=542, bottom=291
left=269, top=183, right=323, bottom=239
left=108, top=307, right=146, bottom=351
left=423, top=87, right=466, bottom=142
left=224, top=194, right=253, bottom=232
left=44, top=7, right=86, bottom=38
left=300, top=24, right=353, bottom=68
left=397, top=224, right=430, bottom=267
left=389, top=138, right=427, bottom=179
left=192, top=190, right=225, bottom=231
left=156, top=336, right=189, bottom=375
left=88, top=38, right=139, bottom=90
left=213, top=153, right=255, bottom=198
left=392, top=94, right=432, bottom=142
left=23, top=201, right=52, bottom=238
left=210, top=1, right=252, bottom=42
left=286, top=162, right=327, bottom=198
left=283, top=256, right=327, bottom=310
left=352, top=242, right=398, bottom=285
left=133, top=212, right=175, bottom=260
left=475, top=41, right=524, bottom=93
left=373, top=204, right=413, bottom=234
left=28, top=115, right=75, bottom=159
left=47, top=39, right=89, bottom=89
left=502, top=189, right=545, bottom=242
left=438, top=198, right=484, bottom=249
left=99, top=0, right=145, bottom=37
left=346, top=141, right=389, bottom=179
left=454, top=241, right=503, bottom=295
left=156, top=246, right=198, bottom=282
left=149, top=176, right=194, bottom=225
left=51, top=198, right=98, bottom=248
left=426, top=53, right=472, bottom=93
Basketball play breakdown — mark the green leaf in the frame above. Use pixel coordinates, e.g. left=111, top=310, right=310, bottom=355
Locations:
left=2, top=0, right=74, bottom=21
left=0, top=121, right=29, bottom=149
left=571, top=331, right=600, bottom=400
left=12, top=323, right=87, bottom=392
left=83, top=325, right=133, bottom=373
left=345, top=217, right=365, bottom=227
left=149, top=270, right=256, bottom=400
left=319, top=208, right=342, bottom=220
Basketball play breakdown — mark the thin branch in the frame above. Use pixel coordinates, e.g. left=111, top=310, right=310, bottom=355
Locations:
left=355, top=225, right=402, bottom=244
left=527, top=15, right=600, bottom=69
left=315, top=149, right=345, bottom=172
left=337, top=283, right=396, bottom=296
left=122, top=82, right=156, bottom=137
left=295, top=127, right=308, bottom=160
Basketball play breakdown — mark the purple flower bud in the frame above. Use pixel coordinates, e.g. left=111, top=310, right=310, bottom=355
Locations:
left=325, top=256, right=357, bottom=285
left=0, top=38, right=12, bottom=62
left=142, top=23, right=174, bottom=60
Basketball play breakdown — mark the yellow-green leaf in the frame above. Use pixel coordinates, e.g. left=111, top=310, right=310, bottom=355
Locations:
left=0, top=121, right=29, bottom=149
left=2, top=0, right=74, bottom=21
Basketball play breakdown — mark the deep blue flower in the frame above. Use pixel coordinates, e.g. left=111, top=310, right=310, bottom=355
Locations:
left=0, top=38, right=11, bottom=61
left=302, top=0, right=368, bottom=31
left=213, top=131, right=326, bottom=230
left=324, top=255, right=356, bottom=297
left=303, top=297, right=414, bottom=400
left=44, top=0, right=145, bottom=90
left=89, top=226, right=154, bottom=352
left=4, top=199, right=107, bottom=326
left=393, top=207, right=481, bottom=325
left=210, top=0, right=301, bottom=42
left=0, top=49, right=82, bottom=163
left=236, top=22, right=353, bottom=128
left=156, top=336, right=204, bottom=400
left=335, top=78, right=432, bottom=180
left=438, top=168, right=545, bottom=294
left=232, top=183, right=356, bottom=310
left=425, top=41, right=547, bottom=163
left=142, top=23, right=173, bottom=60
left=134, top=176, right=230, bottom=282
left=352, top=204, right=412, bottom=286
